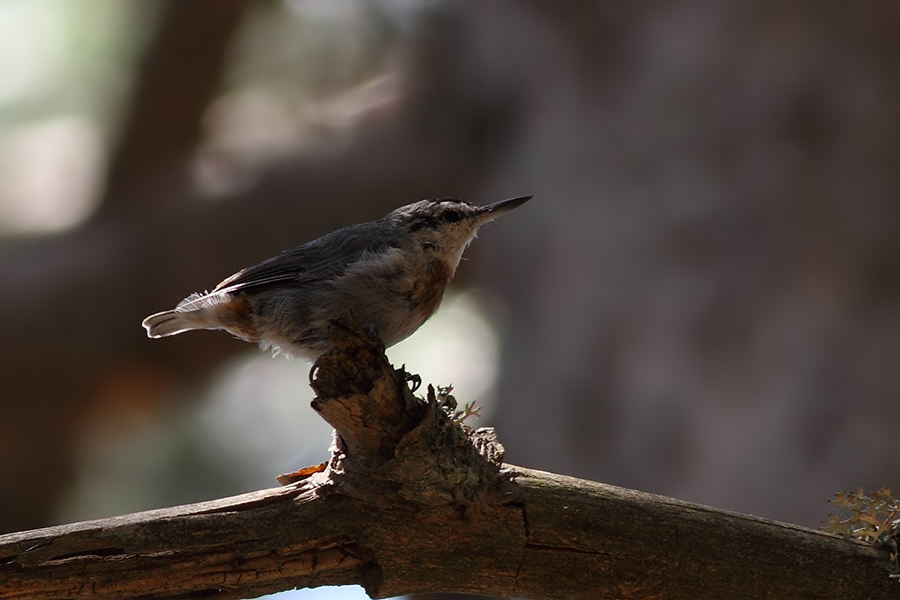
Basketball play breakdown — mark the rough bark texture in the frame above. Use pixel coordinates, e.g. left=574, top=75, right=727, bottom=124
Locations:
left=0, top=316, right=896, bottom=600
left=0, top=469, right=895, bottom=600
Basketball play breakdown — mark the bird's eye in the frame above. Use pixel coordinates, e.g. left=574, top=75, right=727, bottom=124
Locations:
left=443, top=210, right=461, bottom=223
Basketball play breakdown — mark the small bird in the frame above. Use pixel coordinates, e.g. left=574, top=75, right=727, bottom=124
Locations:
left=142, top=195, right=531, bottom=361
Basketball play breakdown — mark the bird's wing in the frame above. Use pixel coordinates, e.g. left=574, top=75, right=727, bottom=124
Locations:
left=212, top=222, right=391, bottom=294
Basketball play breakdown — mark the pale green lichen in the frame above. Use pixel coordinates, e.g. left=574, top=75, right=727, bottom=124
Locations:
left=822, top=487, right=900, bottom=579
left=434, top=384, right=481, bottom=424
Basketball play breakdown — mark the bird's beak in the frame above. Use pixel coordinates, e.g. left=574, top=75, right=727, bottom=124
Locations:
left=475, top=195, right=532, bottom=224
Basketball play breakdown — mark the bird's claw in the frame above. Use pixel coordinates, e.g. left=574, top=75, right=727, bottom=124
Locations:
left=406, top=372, right=422, bottom=393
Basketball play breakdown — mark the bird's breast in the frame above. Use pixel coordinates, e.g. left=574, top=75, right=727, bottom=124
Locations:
left=317, top=250, right=455, bottom=348
left=408, top=258, right=454, bottom=319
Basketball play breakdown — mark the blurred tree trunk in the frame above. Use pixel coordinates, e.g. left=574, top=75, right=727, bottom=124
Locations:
left=0, top=0, right=252, bottom=534
left=468, top=0, right=900, bottom=528
left=99, top=0, right=251, bottom=214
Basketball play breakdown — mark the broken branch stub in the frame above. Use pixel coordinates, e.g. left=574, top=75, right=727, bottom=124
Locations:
left=309, top=311, right=426, bottom=468
left=306, top=311, right=513, bottom=507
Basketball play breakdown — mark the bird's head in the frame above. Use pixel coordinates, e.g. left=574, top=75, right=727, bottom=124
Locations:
left=389, top=195, right=531, bottom=267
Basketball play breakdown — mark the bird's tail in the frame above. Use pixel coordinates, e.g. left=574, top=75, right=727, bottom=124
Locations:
left=142, top=293, right=220, bottom=338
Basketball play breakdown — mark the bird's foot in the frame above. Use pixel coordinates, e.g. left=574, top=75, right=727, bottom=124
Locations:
left=405, top=371, right=422, bottom=393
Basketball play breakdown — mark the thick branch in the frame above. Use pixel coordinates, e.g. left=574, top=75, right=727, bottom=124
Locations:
left=0, top=468, right=893, bottom=600
left=0, top=317, right=895, bottom=599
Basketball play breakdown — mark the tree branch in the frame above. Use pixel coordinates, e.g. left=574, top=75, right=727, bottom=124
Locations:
left=0, top=316, right=895, bottom=600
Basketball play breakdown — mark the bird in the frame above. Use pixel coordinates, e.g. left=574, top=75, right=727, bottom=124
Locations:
left=142, top=195, right=531, bottom=361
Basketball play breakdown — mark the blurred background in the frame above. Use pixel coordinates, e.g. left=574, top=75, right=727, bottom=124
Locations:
left=1, top=1, right=899, bottom=599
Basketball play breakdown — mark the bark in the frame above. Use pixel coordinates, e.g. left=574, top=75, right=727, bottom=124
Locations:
left=0, top=470, right=894, bottom=600
left=0, top=316, right=895, bottom=600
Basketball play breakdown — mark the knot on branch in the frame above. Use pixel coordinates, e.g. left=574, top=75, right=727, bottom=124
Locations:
left=304, top=311, right=511, bottom=507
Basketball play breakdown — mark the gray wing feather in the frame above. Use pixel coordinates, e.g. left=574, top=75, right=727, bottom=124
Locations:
left=213, top=221, right=392, bottom=294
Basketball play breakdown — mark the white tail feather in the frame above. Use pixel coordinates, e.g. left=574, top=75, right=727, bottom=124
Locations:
left=143, top=291, right=230, bottom=338
left=143, top=307, right=215, bottom=338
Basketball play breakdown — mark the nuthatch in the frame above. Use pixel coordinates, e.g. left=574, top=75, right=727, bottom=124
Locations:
left=142, top=195, right=531, bottom=360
